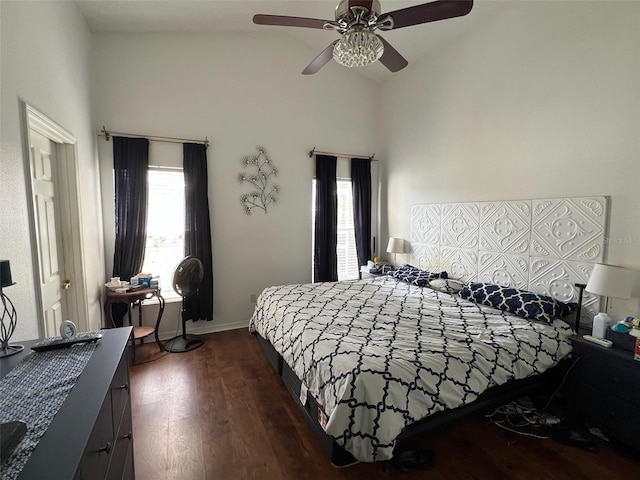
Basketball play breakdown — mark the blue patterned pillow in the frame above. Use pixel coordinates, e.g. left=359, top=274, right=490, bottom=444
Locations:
left=389, top=264, right=448, bottom=287
left=459, top=282, right=577, bottom=325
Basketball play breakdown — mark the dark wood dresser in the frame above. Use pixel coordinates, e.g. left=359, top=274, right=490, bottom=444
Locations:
left=0, top=327, right=134, bottom=480
left=569, top=334, right=640, bottom=449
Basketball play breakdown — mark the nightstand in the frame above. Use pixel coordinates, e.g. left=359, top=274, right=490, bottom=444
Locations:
left=104, top=287, right=165, bottom=363
left=359, top=266, right=386, bottom=279
left=360, top=271, right=385, bottom=279
left=569, top=335, right=640, bottom=449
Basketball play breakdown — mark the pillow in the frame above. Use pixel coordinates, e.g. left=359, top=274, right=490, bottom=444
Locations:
left=428, top=278, right=465, bottom=295
left=389, top=264, right=448, bottom=287
left=459, top=282, right=577, bottom=325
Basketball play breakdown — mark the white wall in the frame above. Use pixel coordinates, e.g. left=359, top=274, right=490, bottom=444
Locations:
left=378, top=0, right=640, bottom=316
left=0, top=1, right=105, bottom=340
left=379, top=1, right=640, bottom=285
left=92, top=32, right=378, bottom=336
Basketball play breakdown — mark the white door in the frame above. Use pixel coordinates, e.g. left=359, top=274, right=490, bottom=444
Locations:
left=24, top=104, right=90, bottom=338
left=29, top=129, right=67, bottom=337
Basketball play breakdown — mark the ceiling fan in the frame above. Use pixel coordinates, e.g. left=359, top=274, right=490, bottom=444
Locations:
left=253, top=0, right=473, bottom=74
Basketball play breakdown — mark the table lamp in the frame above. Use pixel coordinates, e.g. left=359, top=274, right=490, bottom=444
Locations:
left=1, top=260, right=24, bottom=358
left=585, top=263, right=634, bottom=338
left=386, top=237, right=406, bottom=266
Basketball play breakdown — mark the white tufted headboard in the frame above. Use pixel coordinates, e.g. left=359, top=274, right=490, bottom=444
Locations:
left=410, top=197, right=609, bottom=326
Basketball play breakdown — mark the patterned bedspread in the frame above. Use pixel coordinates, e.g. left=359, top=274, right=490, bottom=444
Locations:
left=249, top=276, right=573, bottom=462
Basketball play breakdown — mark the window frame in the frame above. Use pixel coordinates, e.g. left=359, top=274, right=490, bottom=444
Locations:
left=311, top=158, right=379, bottom=282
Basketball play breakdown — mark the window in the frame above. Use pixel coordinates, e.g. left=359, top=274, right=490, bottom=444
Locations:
left=141, top=168, right=185, bottom=300
left=336, top=180, right=359, bottom=280
left=311, top=159, right=378, bottom=282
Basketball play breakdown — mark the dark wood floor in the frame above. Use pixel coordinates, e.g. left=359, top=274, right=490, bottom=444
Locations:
left=129, top=329, right=639, bottom=480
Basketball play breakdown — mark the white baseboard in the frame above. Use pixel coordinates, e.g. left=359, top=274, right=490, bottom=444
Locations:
left=155, top=318, right=249, bottom=341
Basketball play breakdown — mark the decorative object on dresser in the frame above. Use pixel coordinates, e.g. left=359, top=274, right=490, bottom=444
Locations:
left=164, top=256, right=205, bottom=353
left=60, top=319, right=78, bottom=339
left=0, top=327, right=134, bottom=480
left=569, top=334, right=640, bottom=452
left=585, top=263, right=635, bottom=338
left=238, top=146, right=279, bottom=215
left=0, top=260, right=23, bottom=358
left=386, top=237, right=406, bottom=266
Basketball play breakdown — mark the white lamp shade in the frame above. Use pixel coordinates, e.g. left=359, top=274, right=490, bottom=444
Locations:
left=386, top=237, right=405, bottom=254
left=585, top=263, right=634, bottom=299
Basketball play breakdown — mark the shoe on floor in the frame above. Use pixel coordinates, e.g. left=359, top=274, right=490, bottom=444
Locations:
left=392, top=449, right=436, bottom=472
left=547, top=424, right=598, bottom=452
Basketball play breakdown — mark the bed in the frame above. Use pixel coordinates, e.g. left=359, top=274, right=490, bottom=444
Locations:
left=249, top=196, right=609, bottom=465
left=249, top=275, right=576, bottom=464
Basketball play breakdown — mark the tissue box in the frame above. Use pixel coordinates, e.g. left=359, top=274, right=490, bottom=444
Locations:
left=605, top=328, right=636, bottom=352
left=137, top=274, right=152, bottom=287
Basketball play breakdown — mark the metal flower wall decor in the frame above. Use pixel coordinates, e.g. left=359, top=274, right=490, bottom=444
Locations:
left=238, top=146, right=280, bottom=215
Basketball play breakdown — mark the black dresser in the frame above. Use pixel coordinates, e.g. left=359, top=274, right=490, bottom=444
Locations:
left=569, top=335, right=640, bottom=449
left=0, top=327, right=134, bottom=480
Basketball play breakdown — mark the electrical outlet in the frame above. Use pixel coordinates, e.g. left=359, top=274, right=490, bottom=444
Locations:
left=250, top=293, right=258, bottom=303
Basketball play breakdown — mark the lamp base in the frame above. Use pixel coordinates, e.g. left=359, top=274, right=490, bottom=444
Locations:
left=0, top=344, right=24, bottom=358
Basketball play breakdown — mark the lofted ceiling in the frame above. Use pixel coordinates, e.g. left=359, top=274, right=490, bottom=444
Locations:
left=76, top=0, right=505, bottom=83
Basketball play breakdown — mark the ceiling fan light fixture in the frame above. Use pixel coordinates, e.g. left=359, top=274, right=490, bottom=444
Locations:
left=333, top=29, right=384, bottom=68
left=254, top=0, right=474, bottom=74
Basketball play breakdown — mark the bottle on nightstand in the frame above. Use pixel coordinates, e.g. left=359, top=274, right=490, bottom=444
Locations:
left=592, top=312, right=611, bottom=338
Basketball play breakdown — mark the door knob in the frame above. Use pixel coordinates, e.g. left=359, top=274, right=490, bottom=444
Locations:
left=62, top=280, right=72, bottom=289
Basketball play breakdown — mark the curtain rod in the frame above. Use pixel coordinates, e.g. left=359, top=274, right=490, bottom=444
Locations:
left=309, top=147, right=376, bottom=161
left=99, top=126, right=209, bottom=148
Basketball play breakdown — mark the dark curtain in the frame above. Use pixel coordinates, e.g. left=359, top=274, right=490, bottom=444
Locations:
left=183, top=143, right=214, bottom=321
left=314, top=155, right=338, bottom=283
left=351, top=158, right=372, bottom=268
left=112, top=136, right=149, bottom=326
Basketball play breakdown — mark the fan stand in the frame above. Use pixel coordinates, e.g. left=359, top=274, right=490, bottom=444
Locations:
left=164, top=296, right=205, bottom=353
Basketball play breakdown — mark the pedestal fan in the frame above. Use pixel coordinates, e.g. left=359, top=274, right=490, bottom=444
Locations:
left=164, top=256, right=205, bottom=353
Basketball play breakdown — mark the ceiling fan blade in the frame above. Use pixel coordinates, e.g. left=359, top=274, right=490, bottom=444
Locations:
left=253, top=14, right=330, bottom=30
left=302, top=41, right=338, bottom=75
left=383, top=0, right=473, bottom=30
left=377, top=36, right=408, bottom=72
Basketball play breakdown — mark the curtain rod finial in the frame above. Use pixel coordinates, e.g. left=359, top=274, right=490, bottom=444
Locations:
left=309, top=147, right=315, bottom=158
left=101, top=126, right=110, bottom=141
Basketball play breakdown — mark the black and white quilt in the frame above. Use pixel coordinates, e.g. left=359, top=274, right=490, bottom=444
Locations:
left=249, top=276, right=573, bottom=462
